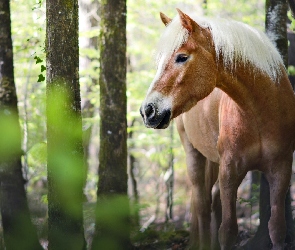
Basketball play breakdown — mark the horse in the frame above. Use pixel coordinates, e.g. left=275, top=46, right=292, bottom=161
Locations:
left=140, top=9, right=295, bottom=250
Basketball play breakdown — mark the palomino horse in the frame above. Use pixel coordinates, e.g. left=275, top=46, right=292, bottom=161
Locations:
left=140, top=9, right=295, bottom=250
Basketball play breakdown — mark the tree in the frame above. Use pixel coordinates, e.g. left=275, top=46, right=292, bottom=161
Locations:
left=288, top=0, right=295, bottom=89
left=246, top=0, right=294, bottom=248
left=0, top=1, right=42, bottom=249
left=46, top=0, right=86, bottom=249
left=91, top=0, right=130, bottom=249
left=289, top=0, right=295, bottom=18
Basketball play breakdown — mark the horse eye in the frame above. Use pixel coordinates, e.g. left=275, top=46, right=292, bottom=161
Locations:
left=175, top=54, right=189, bottom=63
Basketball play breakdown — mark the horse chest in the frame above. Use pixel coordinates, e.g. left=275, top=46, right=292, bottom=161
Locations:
left=182, top=92, right=221, bottom=163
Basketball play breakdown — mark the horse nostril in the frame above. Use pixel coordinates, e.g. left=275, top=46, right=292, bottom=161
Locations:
left=145, top=104, right=155, bottom=119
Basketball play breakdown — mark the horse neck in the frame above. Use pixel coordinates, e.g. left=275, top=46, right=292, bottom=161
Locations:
left=216, top=63, right=295, bottom=123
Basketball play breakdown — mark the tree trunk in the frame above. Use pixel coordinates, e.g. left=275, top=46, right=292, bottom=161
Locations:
left=289, top=0, right=295, bottom=17
left=246, top=0, right=294, bottom=248
left=265, top=0, right=288, bottom=66
left=265, top=0, right=295, bottom=245
left=288, top=30, right=295, bottom=89
left=91, top=0, right=129, bottom=249
left=0, top=1, right=42, bottom=249
left=46, top=0, right=86, bottom=249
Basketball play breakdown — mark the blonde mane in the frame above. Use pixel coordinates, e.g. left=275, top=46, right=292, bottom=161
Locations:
left=156, top=14, right=284, bottom=82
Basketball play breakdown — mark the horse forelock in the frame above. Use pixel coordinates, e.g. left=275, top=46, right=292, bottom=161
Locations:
left=155, top=15, right=189, bottom=69
left=155, top=14, right=284, bottom=82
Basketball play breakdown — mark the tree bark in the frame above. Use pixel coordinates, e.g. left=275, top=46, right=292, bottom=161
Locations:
left=97, top=0, right=127, bottom=197
left=265, top=0, right=288, bottom=66
left=0, top=1, right=42, bottom=249
left=265, top=0, right=295, bottom=245
left=246, top=1, right=294, bottom=248
left=91, top=0, right=130, bottom=249
left=288, top=0, right=295, bottom=17
left=46, top=0, right=86, bottom=249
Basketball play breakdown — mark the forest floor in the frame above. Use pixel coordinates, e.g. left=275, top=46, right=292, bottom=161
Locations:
left=0, top=194, right=292, bottom=250
left=26, top=198, right=278, bottom=250
left=16, top=180, right=295, bottom=250
left=26, top=193, right=295, bottom=250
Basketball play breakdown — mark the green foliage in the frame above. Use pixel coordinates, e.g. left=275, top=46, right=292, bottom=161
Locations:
left=12, top=0, right=47, bottom=162
left=206, top=0, right=264, bottom=27
left=37, top=74, right=45, bottom=82
left=47, top=85, right=85, bottom=218
left=288, top=10, right=295, bottom=31
left=34, top=56, right=43, bottom=64
left=92, top=195, right=130, bottom=249
left=27, top=142, right=47, bottom=183
left=238, top=183, right=260, bottom=233
left=238, top=196, right=258, bottom=207
left=288, top=65, right=295, bottom=76
left=238, top=183, right=259, bottom=207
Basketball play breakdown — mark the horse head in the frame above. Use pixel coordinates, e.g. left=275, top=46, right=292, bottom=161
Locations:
left=140, top=9, right=217, bottom=129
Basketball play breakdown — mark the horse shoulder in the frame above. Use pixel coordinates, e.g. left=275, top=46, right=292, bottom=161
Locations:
left=217, top=94, right=262, bottom=168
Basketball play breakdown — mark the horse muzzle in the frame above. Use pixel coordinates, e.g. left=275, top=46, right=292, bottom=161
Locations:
left=140, top=103, right=171, bottom=129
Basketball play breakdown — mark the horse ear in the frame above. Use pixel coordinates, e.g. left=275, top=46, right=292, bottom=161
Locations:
left=160, top=12, right=172, bottom=26
left=176, top=8, right=195, bottom=33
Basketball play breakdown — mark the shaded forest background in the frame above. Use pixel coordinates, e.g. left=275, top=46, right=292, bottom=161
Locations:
left=2, top=0, right=295, bottom=249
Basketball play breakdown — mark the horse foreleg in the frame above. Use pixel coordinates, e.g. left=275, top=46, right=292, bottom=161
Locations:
left=204, top=161, right=221, bottom=250
left=187, top=149, right=211, bottom=250
left=218, top=161, right=245, bottom=250
left=265, top=159, right=292, bottom=250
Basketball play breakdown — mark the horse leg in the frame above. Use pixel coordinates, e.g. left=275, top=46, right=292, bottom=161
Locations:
left=218, top=161, right=246, bottom=250
left=265, top=159, right=292, bottom=250
left=204, top=161, right=221, bottom=250
left=175, top=116, right=212, bottom=249
left=211, top=178, right=221, bottom=250
left=186, top=148, right=211, bottom=250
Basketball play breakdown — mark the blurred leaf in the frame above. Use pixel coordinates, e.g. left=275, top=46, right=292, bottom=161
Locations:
left=34, top=55, right=43, bottom=64
left=41, top=64, right=46, bottom=72
left=37, top=74, right=45, bottom=82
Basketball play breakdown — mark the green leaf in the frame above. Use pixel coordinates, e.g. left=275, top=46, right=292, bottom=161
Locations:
left=41, top=65, right=46, bottom=72
left=34, top=56, right=43, bottom=64
left=37, top=74, right=45, bottom=82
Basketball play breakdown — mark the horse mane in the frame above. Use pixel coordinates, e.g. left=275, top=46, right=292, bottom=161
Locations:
left=156, top=14, right=284, bottom=82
